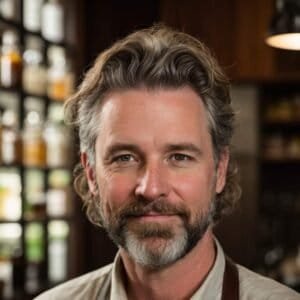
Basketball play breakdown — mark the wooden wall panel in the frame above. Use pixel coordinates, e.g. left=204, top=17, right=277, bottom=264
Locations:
left=160, top=0, right=300, bottom=82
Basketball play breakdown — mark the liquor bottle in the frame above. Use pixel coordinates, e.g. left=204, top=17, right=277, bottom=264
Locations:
left=1, top=109, right=22, bottom=165
left=44, top=103, right=72, bottom=167
left=23, top=37, right=47, bottom=96
left=25, top=223, right=46, bottom=294
left=0, top=30, right=22, bottom=88
left=22, top=105, right=46, bottom=168
left=48, top=221, right=69, bottom=283
left=47, top=46, right=74, bottom=101
left=41, top=0, right=64, bottom=43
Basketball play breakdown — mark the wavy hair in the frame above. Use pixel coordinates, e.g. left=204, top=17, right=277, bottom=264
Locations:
left=65, top=25, right=241, bottom=226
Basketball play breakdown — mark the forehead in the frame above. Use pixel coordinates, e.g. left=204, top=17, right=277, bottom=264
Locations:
left=95, top=87, right=212, bottom=151
left=100, top=87, right=208, bottom=126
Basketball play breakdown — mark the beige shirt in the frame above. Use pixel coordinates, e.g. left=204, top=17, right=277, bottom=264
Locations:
left=35, top=240, right=299, bottom=300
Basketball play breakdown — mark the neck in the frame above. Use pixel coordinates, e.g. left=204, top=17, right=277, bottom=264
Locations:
left=120, top=230, right=216, bottom=300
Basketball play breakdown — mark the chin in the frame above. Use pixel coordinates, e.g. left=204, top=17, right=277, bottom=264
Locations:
left=123, top=230, right=189, bottom=269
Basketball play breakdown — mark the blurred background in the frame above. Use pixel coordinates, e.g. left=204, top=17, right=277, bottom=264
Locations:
left=0, top=0, right=300, bottom=299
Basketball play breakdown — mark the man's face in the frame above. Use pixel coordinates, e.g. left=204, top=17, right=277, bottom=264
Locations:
left=83, top=87, right=228, bottom=269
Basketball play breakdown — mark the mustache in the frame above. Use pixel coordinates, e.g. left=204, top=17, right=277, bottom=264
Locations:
left=116, top=198, right=190, bottom=221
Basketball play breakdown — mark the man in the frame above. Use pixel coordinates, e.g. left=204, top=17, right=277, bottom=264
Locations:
left=35, top=25, right=299, bottom=299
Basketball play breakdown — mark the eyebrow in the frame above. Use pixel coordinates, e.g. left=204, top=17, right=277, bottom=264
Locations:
left=103, top=142, right=203, bottom=160
left=104, top=143, right=142, bottom=159
left=164, top=143, right=203, bottom=156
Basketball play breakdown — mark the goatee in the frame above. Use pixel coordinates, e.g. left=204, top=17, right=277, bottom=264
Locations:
left=101, top=197, right=216, bottom=269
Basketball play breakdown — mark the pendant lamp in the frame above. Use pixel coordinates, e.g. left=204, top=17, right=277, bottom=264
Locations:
left=266, top=0, right=300, bottom=50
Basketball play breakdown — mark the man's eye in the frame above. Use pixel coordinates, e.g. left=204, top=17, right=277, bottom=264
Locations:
left=114, top=154, right=134, bottom=162
left=171, top=153, right=192, bottom=161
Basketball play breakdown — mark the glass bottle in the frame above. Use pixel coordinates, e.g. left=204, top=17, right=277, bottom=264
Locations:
left=44, top=103, right=71, bottom=167
left=22, top=38, right=47, bottom=96
left=1, top=109, right=22, bottom=165
left=22, top=106, right=46, bottom=168
left=0, top=30, right=22, bottom=88
left=0, top=223, right=22, bottom=298
left=23, top=0, right=44, bottom=32
left=0, top=0, right=20, bottom=21
left=0, top=170, right=22, bottom=220
left=41, top=0, right=64, bottom=43
left=0, top=107, right=3, bottom=164
left=25, top=223, right=46, bottom=294
left=47, top=169, right=72, bottom=217
left=47, top=46, right=74, bottom=101
left=24, top=169, right=46, bottom=220
left=48, top=221, right=69, bottom=283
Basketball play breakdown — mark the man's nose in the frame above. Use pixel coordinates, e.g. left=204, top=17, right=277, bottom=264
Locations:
left=135, top=162, right=171, bottom=201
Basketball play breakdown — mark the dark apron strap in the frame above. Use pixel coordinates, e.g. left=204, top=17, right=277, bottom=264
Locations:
left=222, top=257, right=240, bottom=300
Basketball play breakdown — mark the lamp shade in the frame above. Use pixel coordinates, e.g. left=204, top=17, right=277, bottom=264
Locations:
left=266, top=0, right=300, bottom=50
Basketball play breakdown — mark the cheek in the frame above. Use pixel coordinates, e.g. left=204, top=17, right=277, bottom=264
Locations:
left=173, top=168, right=216, bottom=209
left=97, top=173, right=136, bottom=212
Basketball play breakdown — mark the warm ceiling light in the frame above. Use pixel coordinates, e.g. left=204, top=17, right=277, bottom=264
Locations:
left=266, top=0, right=300, bottom=50
left=266, top=33, right=300, bottom=50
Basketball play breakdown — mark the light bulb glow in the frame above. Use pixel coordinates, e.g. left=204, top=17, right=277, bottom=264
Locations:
left=266, top=33, right=300, bottom=50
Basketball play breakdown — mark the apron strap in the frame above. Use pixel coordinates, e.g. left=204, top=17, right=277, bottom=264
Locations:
left=222, top=257, right=239, bottom=300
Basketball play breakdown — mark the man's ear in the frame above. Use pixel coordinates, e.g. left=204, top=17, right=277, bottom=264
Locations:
left=81, top=152, right=98, bottom=196
left=215, top=148, right=229, bottom=194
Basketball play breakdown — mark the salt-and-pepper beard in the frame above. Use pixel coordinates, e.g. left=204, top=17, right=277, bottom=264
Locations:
left=96, top=191, right=217, bottom=270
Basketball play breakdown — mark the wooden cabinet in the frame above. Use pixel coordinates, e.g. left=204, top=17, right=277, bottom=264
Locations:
left=159, top=0, right=300, bottom=82
left=256, top=84, right=300, bottom=291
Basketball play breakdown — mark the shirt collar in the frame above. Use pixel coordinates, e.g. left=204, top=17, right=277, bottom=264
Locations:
left=191, top=238, right=225, bottom=300
left=110, top=253, right=127, bottom=300
left=109, top=239, right=225, bottom=300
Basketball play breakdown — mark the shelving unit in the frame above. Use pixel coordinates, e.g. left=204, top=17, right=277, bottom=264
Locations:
left=257, top=84, right=300, bottom=292
left=0, top=1, right=79, bottom=299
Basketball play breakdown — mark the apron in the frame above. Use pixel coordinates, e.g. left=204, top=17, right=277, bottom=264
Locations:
left=222, top=257, right=239, bottom=300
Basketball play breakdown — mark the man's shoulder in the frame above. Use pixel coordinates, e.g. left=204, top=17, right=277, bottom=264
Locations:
left=34, top=263, right=113, bottom=300
left=237, top=264, right=299, bottom=300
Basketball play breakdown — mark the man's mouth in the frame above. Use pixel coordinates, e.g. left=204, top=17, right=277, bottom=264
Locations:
left=117, top=199, right=189, bottom=225
left=129, top=212, right=179, bottom=222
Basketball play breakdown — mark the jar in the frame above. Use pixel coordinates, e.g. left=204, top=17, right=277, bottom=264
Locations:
left=47, top=46, right=74, bottom=101
left=44, top=103, right=71, bottom=167
left=0, top=171, right=22, bottom=220
left=1, top=110, right=22, bottom=165
left=0, top=108, right=3, bottom=164
left=44, top=122, right=70, bottom=167
left=41, top=0, right=64, bottom=43
left=47, top=169, right=72, bottom=217
left=0, top=31, right=22, bottom=88
left=0, top=0, right=20, bottom=21
left=23, top=0, right=44, bottom=32
left=22, top=110, right=46, bottom=168
left=24, top=169, right=46, bottom=220
left=48, top=221, right=69, bottom=282
left=23, top=39, right=47, bottom=96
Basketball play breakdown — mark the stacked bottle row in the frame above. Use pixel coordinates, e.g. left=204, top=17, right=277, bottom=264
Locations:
left=258, top=85, right=300, bottom=292
left=0, top=220, right=70, bottom=298
left=262, top=94, right=300, bottom=161
left=0, top=97, right=73, bottom=168
left=0, top=167, right=73, bottom=221
left=0, top=0, right=65, bottom=43
left=263, top=134, right=300, bottom=161
left=0, top=30, right=74, bottom=101
left=263, top=95, right=300, bottom=123
left=0, top=1, right=76, bottom=298
left=257, top=228, right=300, bottom=291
